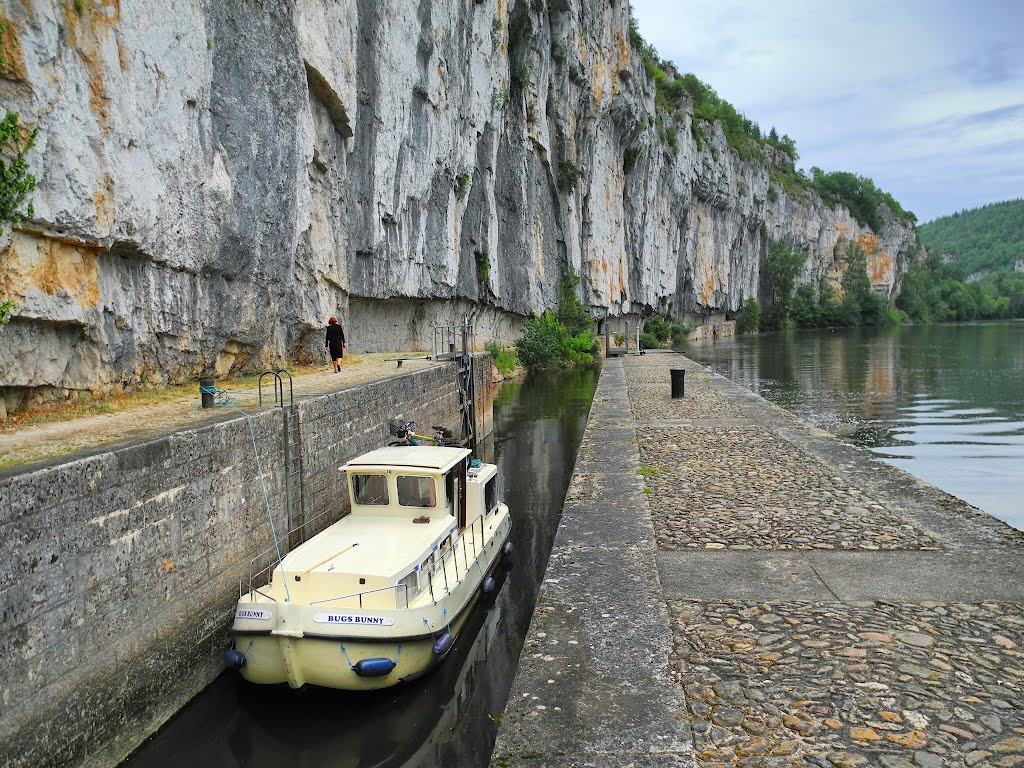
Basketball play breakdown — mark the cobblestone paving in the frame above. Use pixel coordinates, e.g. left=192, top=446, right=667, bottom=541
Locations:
left=625, top=366, right=717, bottom=385
left=637, top=426, right=938, bottom=550
left=622, top=354, right=707, bottom=370
left=669, top=599, right=1024, bottom=768
left=630, top=385, right=749, bottom=421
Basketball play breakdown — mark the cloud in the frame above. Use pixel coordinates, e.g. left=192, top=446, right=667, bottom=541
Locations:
left=629, top=0, right=1024, bottom=221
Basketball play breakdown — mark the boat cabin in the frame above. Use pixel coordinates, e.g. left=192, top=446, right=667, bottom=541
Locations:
left=342, top=445, right=497, bottom=531
left=277, top=445, right=502, bottom=609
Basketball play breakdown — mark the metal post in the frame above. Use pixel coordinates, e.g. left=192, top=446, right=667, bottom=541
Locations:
left=200, top=378, right=215, bottom=408
left=671, top=368, right=686, bottom=399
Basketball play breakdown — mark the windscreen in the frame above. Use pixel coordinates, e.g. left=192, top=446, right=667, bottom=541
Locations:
left=352, top=474, right=390, bottom=505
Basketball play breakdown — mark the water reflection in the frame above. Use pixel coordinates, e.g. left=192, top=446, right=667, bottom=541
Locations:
left=688, top=322, right=1024, bottom=530
left=121, top=368, right=598, bottom=768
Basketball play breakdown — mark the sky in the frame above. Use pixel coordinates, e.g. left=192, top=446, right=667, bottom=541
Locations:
left=629, top=0, right=1024, bottom=223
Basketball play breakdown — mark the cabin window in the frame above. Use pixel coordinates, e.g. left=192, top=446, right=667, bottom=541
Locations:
left=418, top=554, right=434, bottom=591
left=396, top=570, right=418, bottom=608
left=352, top=474, right=390, bottom=505
left=444, top=471, right=455, bottom=509
left=397, top=475, right=437, bottom=508
left=485, top=477, right=497, bottom=513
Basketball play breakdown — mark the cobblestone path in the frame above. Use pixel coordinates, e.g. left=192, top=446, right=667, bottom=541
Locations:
left=494, top=352, right=1024, bottom=768
left=638, top=425, right=938, bottom=551
left=671, top=600, right=1024, bottom=768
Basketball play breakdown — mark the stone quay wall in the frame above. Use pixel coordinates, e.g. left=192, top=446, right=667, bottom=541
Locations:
left=0, top=358, right=491, bottom=768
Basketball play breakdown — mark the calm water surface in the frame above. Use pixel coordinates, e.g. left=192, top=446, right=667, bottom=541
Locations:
left=121, top=368, right=597, bottom=768
left=687, top=321, right=1024, bottom=530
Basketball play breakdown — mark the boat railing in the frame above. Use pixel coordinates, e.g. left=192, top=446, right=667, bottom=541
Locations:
left=311, top=583, right=411, bottom=609
left=239, top=512, right=493, bottom=607
left=425, top=514, right=488, bottom=602
left=239, top=507, right=339, bottom=600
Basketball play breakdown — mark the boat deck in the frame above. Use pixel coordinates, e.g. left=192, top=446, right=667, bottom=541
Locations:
left=279, top=513, right=457, bottom=579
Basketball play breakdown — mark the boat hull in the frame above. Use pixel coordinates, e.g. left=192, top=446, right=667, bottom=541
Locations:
left=234, top=593, right=481, bottom=691
left=231, top=512, right=511, bottom=691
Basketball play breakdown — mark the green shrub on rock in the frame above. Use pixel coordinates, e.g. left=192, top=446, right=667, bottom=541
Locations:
left=735, top=297, right=761, bottom=334
left=516, top=312, right=595, bottom=370
left=485, top=342, right=518, bottom=375
left=639, top=331, right=660, bottom=350
left=516, top=267, right=596, bottom=371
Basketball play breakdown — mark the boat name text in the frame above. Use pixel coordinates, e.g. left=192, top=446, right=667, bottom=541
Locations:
left=314, top=613, right=395, bottom=626
left=236, top=609, right=272, bottom=621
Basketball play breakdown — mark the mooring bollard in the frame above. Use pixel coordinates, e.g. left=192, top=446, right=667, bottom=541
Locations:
left=671, top=368, right=685, bottom=399
left=200, top=377, right=215, bottom=409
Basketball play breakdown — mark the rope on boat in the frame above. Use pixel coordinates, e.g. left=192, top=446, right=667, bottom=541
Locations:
left=221, top=402, right=291, bottom=603
left=339, top=643, right=402, bottom=670
left=199, top=384, right=242, bottom=407
left=340, top=643, right=354, bottom=670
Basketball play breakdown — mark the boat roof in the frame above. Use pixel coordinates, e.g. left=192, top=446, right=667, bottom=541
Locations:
left=342, top=445, right=471, bottom=472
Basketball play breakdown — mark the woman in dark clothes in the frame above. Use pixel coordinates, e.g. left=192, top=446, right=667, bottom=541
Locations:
left=325, top=317, right=346, bottom=372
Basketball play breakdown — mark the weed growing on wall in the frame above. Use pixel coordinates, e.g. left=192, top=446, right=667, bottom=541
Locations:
left=485, top=342, right=518, bottom=376
left=455, top=172, right=472, bottom=200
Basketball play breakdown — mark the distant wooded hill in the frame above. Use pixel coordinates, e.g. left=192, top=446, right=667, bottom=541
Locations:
left=918, top=199, right=1024, bottom=277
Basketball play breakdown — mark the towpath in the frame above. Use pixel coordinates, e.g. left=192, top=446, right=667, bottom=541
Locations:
left=492, top=351, right=1024, bottom=768
left=0, top=353, right=443, bottom=469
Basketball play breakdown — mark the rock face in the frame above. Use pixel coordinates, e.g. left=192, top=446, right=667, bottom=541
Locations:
left=0, top=0, right=915, bottom=408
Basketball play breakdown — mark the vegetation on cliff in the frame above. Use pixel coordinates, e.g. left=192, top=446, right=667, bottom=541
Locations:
left=627, top=13, right=915, bottom=232
left=737, top=240, right=901, bottom=332
left=640, top=314, right=689, bottom=350
left=735, top=236, right=1024, bottom=334
left=515, top=269, right=597, bottom=371
left=898, top=249, right=1023, bottom=322
left=1, top=20, right=40, bottom=329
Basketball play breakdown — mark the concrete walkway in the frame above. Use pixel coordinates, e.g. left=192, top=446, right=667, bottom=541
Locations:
left=0, top=353, right=442, bottom=469
left=492, top=352, right=1024, bottom=768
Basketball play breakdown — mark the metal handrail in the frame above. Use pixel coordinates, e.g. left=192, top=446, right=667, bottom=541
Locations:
left=311, top=583, right=410, bottom=608
left=258, top=371, right=284, bottom=407
left=240, top=513, right=492, bottom=607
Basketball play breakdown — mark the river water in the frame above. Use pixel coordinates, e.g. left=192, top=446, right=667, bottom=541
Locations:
left=121, top=368, right=598, bottom=768
left=687, top=321, right=1024, bottom=530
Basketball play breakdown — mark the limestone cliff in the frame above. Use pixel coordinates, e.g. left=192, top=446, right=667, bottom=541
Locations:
left=0, top=0, right=915, bottom=408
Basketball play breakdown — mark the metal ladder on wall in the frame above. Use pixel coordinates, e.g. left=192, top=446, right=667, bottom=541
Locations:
left=433, top=316, right=478, bottom=451
left=258, top=371, right=306, bottom=551
left=457, top=316, right=477, bottom=451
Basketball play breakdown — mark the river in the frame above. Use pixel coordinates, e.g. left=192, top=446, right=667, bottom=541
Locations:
left=120, top=367, right=598, bottom=768
left=687, top=320, right=1024, bottom=530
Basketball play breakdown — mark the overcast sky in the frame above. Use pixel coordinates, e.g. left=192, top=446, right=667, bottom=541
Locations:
left=629, top=0, right=1024, bottom=223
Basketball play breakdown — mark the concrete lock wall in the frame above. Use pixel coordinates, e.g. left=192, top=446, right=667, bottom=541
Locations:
left=0, top=359, right=491, bottom=768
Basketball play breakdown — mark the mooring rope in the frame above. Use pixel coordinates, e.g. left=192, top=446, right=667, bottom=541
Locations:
left=221, top=402, right=291, bottom=603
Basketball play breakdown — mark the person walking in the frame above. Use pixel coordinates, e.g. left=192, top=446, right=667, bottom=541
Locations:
left=325, top=317, right=346, bottom=372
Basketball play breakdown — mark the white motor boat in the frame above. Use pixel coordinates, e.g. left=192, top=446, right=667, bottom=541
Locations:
left=227, top=444, right=512, bottom=690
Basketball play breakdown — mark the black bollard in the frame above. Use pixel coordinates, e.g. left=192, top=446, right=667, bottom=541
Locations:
left=200, top=377, right=215, bottom=409
left=670, top=368, right=685, bottom=399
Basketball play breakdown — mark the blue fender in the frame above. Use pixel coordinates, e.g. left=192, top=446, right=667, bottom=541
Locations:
left=224, top=649, right=246, bottom=670
left=433, top=631, right=454, bottom=656
left=352, top=657, right=397, bottom=677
